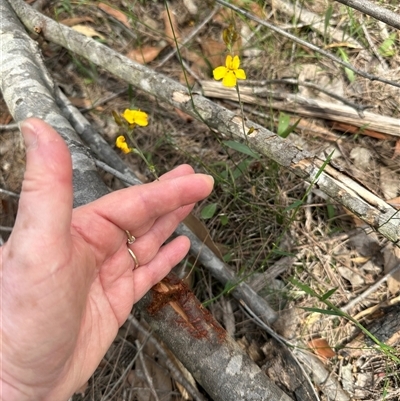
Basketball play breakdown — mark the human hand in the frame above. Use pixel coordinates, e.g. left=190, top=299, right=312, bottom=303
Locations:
left=0, top=118, right=213, bottom=401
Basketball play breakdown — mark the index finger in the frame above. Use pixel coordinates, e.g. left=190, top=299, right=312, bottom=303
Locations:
left=73, top=173, right=213, bottom=238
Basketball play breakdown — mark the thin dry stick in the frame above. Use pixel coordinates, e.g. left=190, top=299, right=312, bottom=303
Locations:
left=0, top=188, right=19, bottom=198
left=244, top=78, right=372, bottom=115
left=333, top=0, right=400, bottom=30
left=156, top=5, right=220, bottom=68
left=360, top=18, right=387, bottom=70
left=134, top=339, right=161, bottom=401
left=0, top=123, right=19, bottom=130
left=127, top=315, right=207, bottom=401
left=341, top=264, right=400, bottom=313
left=214, top=0, right=400, bottom=89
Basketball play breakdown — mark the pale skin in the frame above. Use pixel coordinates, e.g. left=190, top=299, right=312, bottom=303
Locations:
left=0, top=118, right=214, bottom=401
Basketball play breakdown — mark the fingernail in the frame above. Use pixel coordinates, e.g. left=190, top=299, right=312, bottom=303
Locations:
left=206, top=174, right=214, bottom=185
left=19, top=120, right=38, bottom=151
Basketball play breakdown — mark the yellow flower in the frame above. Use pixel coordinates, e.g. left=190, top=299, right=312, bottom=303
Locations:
left=213, top=55, right=246, bottom=87
left=115, top=135, right=131, bottom=154
left=122, top=109, right=149, bottom=126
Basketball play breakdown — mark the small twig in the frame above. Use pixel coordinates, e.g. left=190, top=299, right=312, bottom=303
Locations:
left=215, top=0, right=400, bottom=89
left=0, top=122, right=18, bottom=131
left=156, top=5, right=220, bottom=68
left=341, top=263, right=400, bottom=313
left=181, top=58, right=202, bottom=82
left=80, top=87, right=127, bottom=112
left=95, top=159, right=142, bottom=186
left=134, top=339, right=161, bottom=401
left=360, top=18, right=388, bottom=70
left=0, top=188, right=20, bottom=198
left=102, top=349, right=138, bottom=399
left=127, top=315, right=207, bottom=401
left=245, top=78, right=372, bottom=116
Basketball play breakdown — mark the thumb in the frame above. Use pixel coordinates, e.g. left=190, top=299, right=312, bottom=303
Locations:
left=11, top=118, right=73, bottom=245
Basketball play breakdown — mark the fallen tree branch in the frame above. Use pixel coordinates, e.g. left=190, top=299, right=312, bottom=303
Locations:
left=201, top=80, right=400, bottom=137
left=10, top=0, right=400, bottom=244
left=333, top=0, right=400, bottom=30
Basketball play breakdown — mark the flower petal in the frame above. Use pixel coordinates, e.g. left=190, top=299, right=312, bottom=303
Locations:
left=225, top=54, right=233, bottom=68
left=235, top=68, right=246, bottom=80
left=213, top=66, right=228, bottom=81
left=132, top=110, right=149, bottom=126
left=116, top=135, right=126, bottom=147
left=122, top=109, right=136, bottom=124
left=222, top=71, right=237, bottom=87
left=122, top=109, right=149, bottom=126
left=121, top=145, right=131, bottom=154
left=232, top=55, right=240, bottom=70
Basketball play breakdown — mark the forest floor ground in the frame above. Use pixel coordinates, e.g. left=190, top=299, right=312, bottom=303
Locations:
left=1, top=0, right=400, bottom=400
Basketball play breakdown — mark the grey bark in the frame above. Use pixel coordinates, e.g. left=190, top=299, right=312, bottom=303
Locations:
left=137, top=275, right=294, bottom=401
left=9, top=0, right=400, bottom=244
left=0, top=2, right=294, bottom=400
left=333, top=0, right=400, bottom=30
left=0, top=1, right=108, bottom=206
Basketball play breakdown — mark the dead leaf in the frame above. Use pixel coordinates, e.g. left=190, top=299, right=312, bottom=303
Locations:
left=387, top=196, right=400, bottom=209
left=68, top=97, right=93, bottom=108
left=393, top=139, right=400, bottom=157
left=60, top=17, right=95, bottom=27
left=183, top=213, right=224, bottom=260
left=71, top=25, right=105, bottom=40
left=249, top=2, right=266, bottom=18
left=380, top=165, right=400, bottom=200
left=383, top=243, right=400, bottom=295
left=338, top=266, right=365, bottom=287
left=98, top=3, right=131, bottom=29
left=183, top=0, right=198, bottom=15
left=162, top=9, right=181, bottom=47
left=200, top=39, right=226, bottom=70
left=174, top=108, right=194, bottom=122
left=324, top=42, right=360, bottom=49
left=126, top=46, right=166, bottom=64
left=308, top=338, right=336, bottom=359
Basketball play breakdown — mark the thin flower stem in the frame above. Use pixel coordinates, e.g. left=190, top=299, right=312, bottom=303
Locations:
left=235, top=83, right=249, bottom=144
left=126, top=131, right=159, bottom=180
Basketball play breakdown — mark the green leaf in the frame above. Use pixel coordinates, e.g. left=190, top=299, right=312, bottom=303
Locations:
left=324, top=4, right=333, bottom=41
left=219, top=214, right=229, bottom=226
left=283, top=199, right=303, bottom=212
left=379, top=33, right=396, bottom=57
left=277, top=112, right=290, bottom=137
left=326, top=203, right=335, bottom=220
left=290, top=278, right=318, bottom=297
left=302, top=307, right=341, bottom=316
left=223, top=140, right=259, bottom=158
left=280, top=118, right=301, bottom=139
left=321, top=287, right=338, bottom=300
left=232, top=158, right=252, bottom=179
left=337, top=48, right=355, bottom=82
left=201, top=203, right=217, bottom=219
